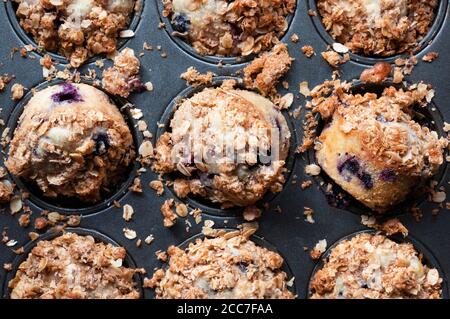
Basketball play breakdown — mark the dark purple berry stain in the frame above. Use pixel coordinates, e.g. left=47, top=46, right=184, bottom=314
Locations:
left=337, top=155, right=373, bottom=189
left=92, top=132, right=110, bottom=155
left=379, top=168, right=397, bottom=182
left=172, top=13, right=190, bottom=33
left=52, top=83, right=83, bottom=104
left=236, top=261, right=249, bottom=273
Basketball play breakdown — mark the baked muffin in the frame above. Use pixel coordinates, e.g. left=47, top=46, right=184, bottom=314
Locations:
left=314, top=82, right=446, bottom=212
left=153, top=81, right=291, bottom=207
left=148, top=233, right=295, bottom=299
left=6, top=82, right=135, bottom=203
left=9, top=232, right=142, bottom=299
left=15, top=0, right=136, bottom=67
left=162, top=0, right=296, bottom=57
left=310, top=233, right=442, bottom=299
left=316, top=0, right=437, bottom=56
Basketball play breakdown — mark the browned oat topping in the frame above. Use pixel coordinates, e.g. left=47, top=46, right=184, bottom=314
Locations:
left=313, top=79, right=447, bottom=211
left=152, top=82, right=291, bottom=207
left=317, top=0, right=437, bottom=56
left=310, top=233, right=442, bottom=299
left=9, top=232, right=143, bottom=299
left=102, top=48, right=142, bottom=98
left=243, top=43, right=293, bottom=97
left=16, top=0, right=137, bottom=67
left=148, top=232, right=295, bottom=299
left=359, top=62, right=392, bottom=83
left=321, top=50, right=349, bottom=67
left=180, top=66, right=214, bottom=87
left=423, top=51, right=439, bottom=63
left=163, top=0, right=296, bottom=57
left=6, top=82, right=135, bottom=202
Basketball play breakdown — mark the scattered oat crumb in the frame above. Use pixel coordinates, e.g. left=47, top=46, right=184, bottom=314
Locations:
left=321, top=50, right=349, bottom=67
left=303, top=207, right=315, bottom=224
left=180, top=67, right=213, bottom=87
left=301, top=180, right=313, bottom=190
left=301, top=45, right=315, bottom=58
left=305, top=164, right=321, bottom=176
left=123, top=228, right=137, bottom=240
left=311, top=239, right=327, bottom=260
left=161, top=199, right=177, bottom=228
left=144, top=234, right=154, bottom=245
left=122, top=204, right=134, bottom=221
left=423, top=52, right=439, bottom=63
left=243, top=43, right=293, bottom=96
left=243, top=206, right=262, bottom=222
left=360, top=62, right=392, bottom=83
left=11, top=83, right=25, bottom=101
left=291, top=34, right=300, bottom=43
left=175, top=203, right=188, bottom=218
left=149, top=180, right=164, bottom=196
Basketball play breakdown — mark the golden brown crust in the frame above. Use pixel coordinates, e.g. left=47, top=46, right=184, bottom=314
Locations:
left=310, top=233, right=442, bottom=299
left=9, top=232, right=142, bottom=299
left=148, top=233, right=295, bottom=299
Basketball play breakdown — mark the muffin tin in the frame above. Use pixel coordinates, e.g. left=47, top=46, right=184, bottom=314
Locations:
left=0, top=0, right=449, bottom=299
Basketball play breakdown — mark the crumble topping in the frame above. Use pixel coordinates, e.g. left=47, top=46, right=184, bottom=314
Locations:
left=243, top=43, right=293, bottom=97
left=16, top=0, right=137, bottom=67
left=310, top=233, right=442, bottom=299
left=6, top=82, right=135, bottom=202
left=153, top=83, right=291, bottom=207
left=102, top=48, right=142, bottom=98
left=313, top=80, right=447, bottom=211
left=162, top=0, right=296, bottom=57
left=147, top=232, right=295, bottom=299
left=9, top=232, right=143, bottom=299
left=317, top=0, right=438, bottom=56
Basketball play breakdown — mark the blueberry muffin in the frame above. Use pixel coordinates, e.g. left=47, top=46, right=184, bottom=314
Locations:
left=148, top=232, right=295, bottom=299
left=310, top=233, right=442, bottom=299
left=9, top=232, right=142, bottom=299
left=6, top=82, right=135, bottom=202
left=317, top=0, right=437, bottom=56
left=15, top=0, right=137, bottom=67
left=162, top=0, right=296, bottom=56
left=314, top=82, right=446, bottom=212
left=153, top=81, right=291, bottom=207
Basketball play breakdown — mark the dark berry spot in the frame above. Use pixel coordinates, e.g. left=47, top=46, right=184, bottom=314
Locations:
left=128, top=77, right=146, bottom=93
left=52, top=83, right=83, bottom=103
left=379, top=169, right=397, bottom=182
left=172, top=13, right=190, bottom=33
left=358, top=172, right=373, bottom=189
left=92, top=132, right=110, bottom=155
left=199, top=172, right=217, bottom=188
left=338, top=156, right=360, bottom=175
left=236, top=262, right=249, bottom=273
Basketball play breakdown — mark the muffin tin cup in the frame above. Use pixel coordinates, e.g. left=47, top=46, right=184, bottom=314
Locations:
left=156, top=0, right=298, bottom=66
left=307, top=229, right=449, bottom=299
left=154, top=76, right=298, bottom=217
left=0, top=0, right=449, bottom=300
left=160, top=228, right=298, bottom=297
left=2, top=227, right=144, bottom=299
left=307, top=0, right=449, bottom=65
left=5, top=0, right=145, bottom=65
left=3, top=79, right=143, bottom=216
left=307, top=79, right=449, bottom=217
